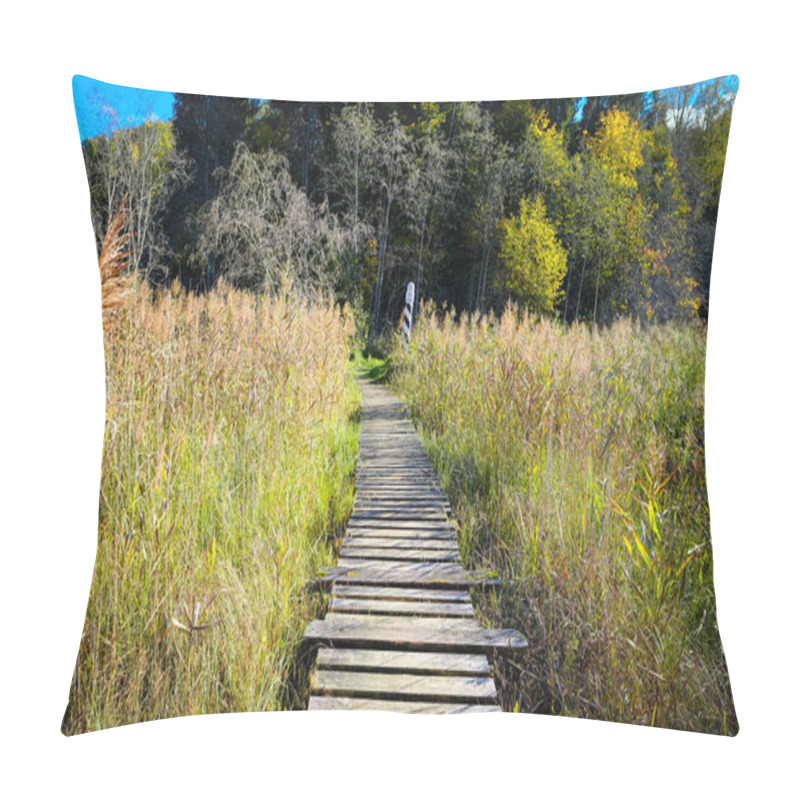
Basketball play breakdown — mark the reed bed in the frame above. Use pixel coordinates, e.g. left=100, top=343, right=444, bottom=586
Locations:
left=392, top=304, right=737, bottom=734
left=63, top=278, right=358, bottom=734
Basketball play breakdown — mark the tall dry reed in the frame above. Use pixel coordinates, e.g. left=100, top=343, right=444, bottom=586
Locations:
left=392, top=304, right=736, bottom=734
left=63, top=279, right=358, bottom=734
left=97, top=199, right=134, bottom=332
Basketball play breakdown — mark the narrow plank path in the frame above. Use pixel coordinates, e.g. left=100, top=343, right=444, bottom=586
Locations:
left=303, top=381, right=527, bottom=712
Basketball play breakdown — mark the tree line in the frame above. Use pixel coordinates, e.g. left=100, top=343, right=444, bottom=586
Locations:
left=81, top=78, right=736, bottom=330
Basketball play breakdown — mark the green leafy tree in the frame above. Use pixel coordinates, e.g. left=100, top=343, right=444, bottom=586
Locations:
left=167, top=93, right=256, bottom=285
left=571, top=109, right=651, bottom=324
left=405, top=108, right=451, bottom=315
left=370, top=113, right=413, bottom=334
left=324, top=104, right=378, bottom=304
left=442, top=103, right=518, bottom=313
left=499, top=195, right=568, bottom=314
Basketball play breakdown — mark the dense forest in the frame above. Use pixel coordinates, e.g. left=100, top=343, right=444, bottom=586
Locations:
left=80, top=78, right=736, bottom=332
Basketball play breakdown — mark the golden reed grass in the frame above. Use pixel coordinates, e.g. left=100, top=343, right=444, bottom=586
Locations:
left=392, top=304, right=736, bottom=734
left=63, top=278, right=358, bottom=734
left=97, top=199, right=134, bottom=332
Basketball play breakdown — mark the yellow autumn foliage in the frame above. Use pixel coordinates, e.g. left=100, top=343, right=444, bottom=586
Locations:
left=499, top=196, right=568, bottom=314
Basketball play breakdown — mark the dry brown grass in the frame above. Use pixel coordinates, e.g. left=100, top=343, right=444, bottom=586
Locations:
left=63, top=278, right=359, bottom=734
left=97, top=199, right=134, bottom=331
left=393, top=303, right=737, bottom=734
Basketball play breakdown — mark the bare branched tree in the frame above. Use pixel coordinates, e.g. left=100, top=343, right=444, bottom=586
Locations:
left=83, top=121, right=187, bottom=279
left=371, top=114, right=413, bottom=334
left=199, top=143, right=344, bottom=295
left=405, top=130, right=451, bottom=316
left=324, top=104, right=378, bottom=301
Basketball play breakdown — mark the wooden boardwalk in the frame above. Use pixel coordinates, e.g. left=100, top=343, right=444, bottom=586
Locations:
left=302, top=381, right=527, bottom=713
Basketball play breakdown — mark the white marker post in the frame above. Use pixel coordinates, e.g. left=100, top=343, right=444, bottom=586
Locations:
left=403, top=281, right=415, bottom=350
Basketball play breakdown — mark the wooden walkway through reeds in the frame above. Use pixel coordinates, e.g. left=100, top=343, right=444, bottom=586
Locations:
left=302, top=381, right=528, bottom=713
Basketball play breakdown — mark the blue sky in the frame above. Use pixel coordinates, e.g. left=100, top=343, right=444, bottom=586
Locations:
left=73, top=75, right=739, bottom=142
left=73, top=75, right=176, bottom=141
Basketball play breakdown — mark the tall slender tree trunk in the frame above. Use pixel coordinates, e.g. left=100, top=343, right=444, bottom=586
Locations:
left=414, top=206, right=428, bottom=317
left=474, top=216, right=491, bottom=313
left=353, top=136, right=360, bottom=245
left=302, top=107, right=312, bottom=197
left=211, top=134, right=219, bottom=286
left=575, top=241, right=588, bottom=323
left=372, top=199, right=392, bottom=335
left=563, top=230, right=576, bottom=323
left=592, top=265, right=602, bottom=329
left=478, top=240, right=489, bottom=313
left=352, top=129, right=361, bottom=296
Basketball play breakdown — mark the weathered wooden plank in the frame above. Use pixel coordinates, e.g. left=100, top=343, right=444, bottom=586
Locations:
left=336, top=558, right=465, bottom=571
left=325, top=612, right=478, bottom=630
left=356, top=472, right=437, bottom=479
left=357, top=466, right=434, bottom=472
left=360, top=446, right=422, bottom=451
left=331, top=585, right=471, bottom=603
left=361, top=448, right=421, bottom=457
left=353, top=498, right=450, bottom=508
left=360, top=446, right=423, bottom=449
left=360, top=441, right=425, bottom=446
left=318, top=565, right=500, bottom=591
left=345, top=527, right=457, bottom=541
left=315, top=648, right=490, bottom=676
left=361, top=433, right=418, bottom=437
left=357, top=469, right=437, bottom=474
left=356, top=477, right=438, bottom=485
left=353, top=501, right=449, bottom=510
left=356, top=487, right=450, bottom=496
left=358, top=463, right=433, bottom=467
left=360, top=451, right=428, bottom=458
left=333, top=560, right=470, bottom=581
left=339, top=547, right=460, bottom=563
left=348, top=518, right=456, bottom=530
left=359, top=462, right=426, bottom=465
left=358, top=436, right=418, bottom=441
left=356, top=485, right=441, bottom=490
left=358, top=428, right=417, bottom=433
left=355, top=487, right=440, bottom=495
left=355, top=482, right=439, bottom=490
left=308, top=696, right=501, bottom=713
left=359, top=445, right=427, bottom=451
left=358, top=469, right=433, bottom=475
left=359, top=447, right=424, bottom=451
left=311, top=670, right=498, bottom=703
left=339, top=549, right=458, bottom=563
left=359, top=469, right=434, bottom=475
left=356, top=483, right=444, bottom=490
left=356, top=470, right=441, bottom=482
left=352, top=503, right=448, bottom=511
left=357, top=474, right=436, bottom=479
left=349, top=509, right=448, bottom=521
left=360, top=436, right=422, bottom=441
left=358, top=461, right=433, bottom=468
left=342, top=536, right=459, bottom=551
left=304, top=617, right=529, bottom=653
left=357, top=466, right=435, bottom=472
left=360, top=441, right=425, bottom=445
left=358, top=470, right=434, bottom=475
left=355, top=488, right=439, bottom=495
left=352, top=505, right=452, bottom=516
left=331, top=597, right=474, bottom=617
left=321, top=562, right=473, bottom=589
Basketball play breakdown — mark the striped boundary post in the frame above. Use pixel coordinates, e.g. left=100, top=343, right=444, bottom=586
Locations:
left=403, top=281, right=415, bottom=349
